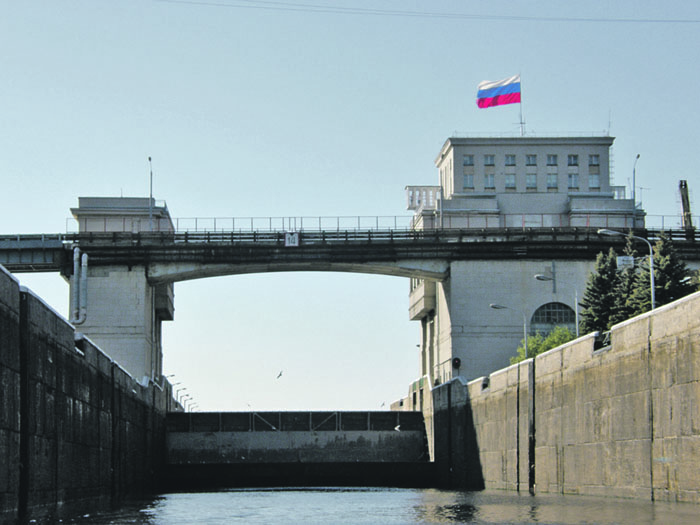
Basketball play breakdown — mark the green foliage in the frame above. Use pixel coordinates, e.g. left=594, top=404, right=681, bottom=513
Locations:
left=510, top=326, right=576, bottom=364
left=580, top=233, right=699, bottom=335
left=628, top=234, right=697, bottom=315
left=609, top=234, right=638, bottom=326
left=508, top=234, right=698, bottom=365
left=578, top=248, right=619, bottom=334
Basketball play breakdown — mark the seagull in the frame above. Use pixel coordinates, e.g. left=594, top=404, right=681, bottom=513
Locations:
left=394, top=425, right=401, bottom=432
left=276, top=370, right=283, bottom=379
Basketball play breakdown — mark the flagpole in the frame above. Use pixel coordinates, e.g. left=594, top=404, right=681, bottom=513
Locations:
left=519, top=73, right=525, bottom=136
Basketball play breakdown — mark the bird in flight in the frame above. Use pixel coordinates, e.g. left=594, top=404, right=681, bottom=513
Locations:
left=276, top=370, right=283, bottom=379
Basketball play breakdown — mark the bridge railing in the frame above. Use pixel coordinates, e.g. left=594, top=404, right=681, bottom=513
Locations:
left=65, top=214, right=699, bottom=234
left=170, top=216, right=416, bottom=232
left=66, top=216, right=416, bottom=233
left=166, top=411, right=425, bottom=433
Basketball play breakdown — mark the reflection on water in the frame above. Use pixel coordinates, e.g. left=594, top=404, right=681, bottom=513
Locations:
left=56, top=488, right=698, bottom=525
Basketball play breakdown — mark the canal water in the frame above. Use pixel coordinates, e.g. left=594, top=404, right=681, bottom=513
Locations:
left=52, top=488, right=698, bottom=524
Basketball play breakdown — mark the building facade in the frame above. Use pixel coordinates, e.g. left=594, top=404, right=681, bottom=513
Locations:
left=404, top=136, right=643, bottom=410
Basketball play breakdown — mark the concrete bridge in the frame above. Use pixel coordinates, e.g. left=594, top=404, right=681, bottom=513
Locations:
left=4, top=227, right=674, bottom=279
left=2, top=196, right=700, bottom=391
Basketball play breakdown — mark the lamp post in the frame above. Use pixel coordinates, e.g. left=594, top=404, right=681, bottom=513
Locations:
left=148, top=156, right=154, bottom=232
left=534, top=274, right=579, bottom=337
left=490, top=303, right=528, bottom=358
left=598, top=229, right=655, bottom=309
left=175, top=387, right=187, bottom=402
left=632, top=154, right=640, bottom=206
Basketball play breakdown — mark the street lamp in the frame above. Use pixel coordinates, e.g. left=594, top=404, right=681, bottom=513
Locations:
left=534, top=274, right=579, bottom=337
left=597, top=229, right=655, bottom=309
left=490, top=303, right=529, bottom=358
left=148, top=156, right=154, bottom=231
left=632, top=154, right=640, bottom=206
left=175, top=387, right=187, bottom=402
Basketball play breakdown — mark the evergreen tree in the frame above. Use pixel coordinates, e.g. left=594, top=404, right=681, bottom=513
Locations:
left=510, top=326, right=576, bottom=364
left=628, top=234, right=697, bottom=315
left=579, top=248, right=619, bottom=334
left=609, top=234, right=638, bottom=326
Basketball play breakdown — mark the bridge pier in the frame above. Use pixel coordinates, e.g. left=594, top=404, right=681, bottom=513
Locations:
left=74, top=265, right=173, bottom=383
left=69, top=197, right=175, bottom=382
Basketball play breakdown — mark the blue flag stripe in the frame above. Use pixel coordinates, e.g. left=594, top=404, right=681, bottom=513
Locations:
left=477, top=82, right=521, bottom=99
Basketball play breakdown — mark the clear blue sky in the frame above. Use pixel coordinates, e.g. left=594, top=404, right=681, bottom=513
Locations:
left=3, top=1, right=700, bottom=411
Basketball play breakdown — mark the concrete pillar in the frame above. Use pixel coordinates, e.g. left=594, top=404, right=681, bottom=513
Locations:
left=76, top=265, right=170, bottom=383
left=68, top=197, right=175, bottom=383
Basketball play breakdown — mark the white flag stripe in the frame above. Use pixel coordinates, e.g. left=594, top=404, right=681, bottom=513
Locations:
left=477, top=74, right=520, bottom=92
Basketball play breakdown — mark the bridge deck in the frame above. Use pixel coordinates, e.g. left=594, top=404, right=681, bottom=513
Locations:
left=1, top=227, right=699, bottom=275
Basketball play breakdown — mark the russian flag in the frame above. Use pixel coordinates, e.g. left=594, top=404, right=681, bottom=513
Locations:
left=476, top=74, right=521, bottom=108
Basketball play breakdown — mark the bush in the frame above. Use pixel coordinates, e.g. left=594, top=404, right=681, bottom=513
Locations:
left=510, top=325, right=576, bottom=364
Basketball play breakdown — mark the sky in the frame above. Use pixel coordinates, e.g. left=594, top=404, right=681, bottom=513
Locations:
left=3, top=1, right=700, bottom=411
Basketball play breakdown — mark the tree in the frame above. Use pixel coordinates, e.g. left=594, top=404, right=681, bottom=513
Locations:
left=628, top=234, right=697, bottom=315
left=510, top=326, right=576, bottom=364
left=579, top=248, right=619, bottom=334
left=609, top=234, right=638, bottom=326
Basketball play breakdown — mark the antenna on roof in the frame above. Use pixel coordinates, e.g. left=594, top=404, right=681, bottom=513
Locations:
left=148, top=156, right=153, bottom=232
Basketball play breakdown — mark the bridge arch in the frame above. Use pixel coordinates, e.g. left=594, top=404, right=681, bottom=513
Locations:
left=145, top=260, right=449, bottom=284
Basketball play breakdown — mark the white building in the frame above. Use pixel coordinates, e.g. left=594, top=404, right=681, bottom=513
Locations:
left=408, top=136, right=641, bottom=230
left=403, top=135, right=642, bottom=411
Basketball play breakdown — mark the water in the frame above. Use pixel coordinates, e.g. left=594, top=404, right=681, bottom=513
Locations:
left=52, top=488, right=698, bottom=524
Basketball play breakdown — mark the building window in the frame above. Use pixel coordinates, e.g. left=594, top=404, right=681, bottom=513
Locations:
left=526, top=154, right=537, bottom=166
left=463, top=154, right=474, bottom=166
left=568, top=173, right=579, bottom=190
left=505, top=154, right=516, bottom=166
left=547, top=154, right=558, bottom=166
left=531, top=302, right=576, bottom=335
left=463, top=173, right=474, bottom=189
left=484, top=173, right=495, bottom=189
left=484, top=154, right=495, bottom=166
left=567, top=154, right=579, bottom=166
left=589, top=154, right=600, bottom=166
left=526, top=173, right=537, bottom=190
left=547, top=173, right=558, bottom=190
left=589, top=173, right=600, bottom=189
left=505, top=173, right=516, bottom=190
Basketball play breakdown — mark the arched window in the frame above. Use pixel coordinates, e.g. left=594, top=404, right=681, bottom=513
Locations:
left=530, top=302, right=575, bottom=335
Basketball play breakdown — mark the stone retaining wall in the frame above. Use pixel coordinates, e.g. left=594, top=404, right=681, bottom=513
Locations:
left=0, top=266, right=175, bottom=523
left=433, top=290, right=700, bottom=502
